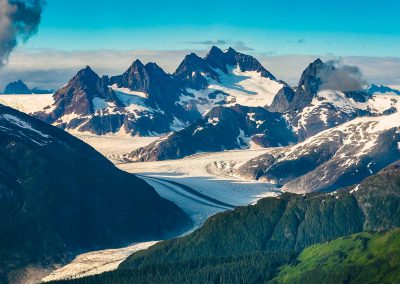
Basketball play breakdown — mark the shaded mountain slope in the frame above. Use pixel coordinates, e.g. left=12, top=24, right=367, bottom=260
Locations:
left=128, top=104, right=296, bottom=162
left=0, top=104, right=192, bottom=283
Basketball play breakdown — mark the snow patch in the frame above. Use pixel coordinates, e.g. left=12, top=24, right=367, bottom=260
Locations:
left=92, top=98, right=109, bottom=111
left=110, top=84, right=147, bottom=98
left=0, top=94, right=54, bottom=114
left=208, top=117, right=220, bottom=126
left=42, top=241, right=158, bottom=282
left=1, top=114, right=49, bottom=139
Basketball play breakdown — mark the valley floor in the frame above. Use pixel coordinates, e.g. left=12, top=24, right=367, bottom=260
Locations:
left=41, top=139, right=279, bottom=282
left=118, top=149, right=280, bottom=227
left=41, top=241, right=158, bottom=282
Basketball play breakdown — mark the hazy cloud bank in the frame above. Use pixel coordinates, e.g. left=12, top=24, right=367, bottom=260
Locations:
left=0, top=48, right=399, bottom=91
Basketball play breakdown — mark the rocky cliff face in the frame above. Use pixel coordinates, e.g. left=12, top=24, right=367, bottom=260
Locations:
left=205, top=46, right=277, bottom=80
left=54, top=66, right=120, bottom=116
left=269, top=59, right=377, bottom=140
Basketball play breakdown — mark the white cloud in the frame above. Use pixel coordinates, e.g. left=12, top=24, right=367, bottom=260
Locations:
left=258, top=54, right=400, bottom=87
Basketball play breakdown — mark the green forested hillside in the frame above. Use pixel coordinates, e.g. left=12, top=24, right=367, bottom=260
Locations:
left=272, top=228, right=400, bottom=284
left=53, top=162, right=400, bottom=284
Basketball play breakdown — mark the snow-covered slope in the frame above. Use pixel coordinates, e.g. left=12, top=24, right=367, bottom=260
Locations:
left=287, top=91, right=400, bottom=139
left=0, top=94, right=54, bottom=113
left=178, top=66, right=284, bottom=115
left=239, top=105, right=400, bottom=193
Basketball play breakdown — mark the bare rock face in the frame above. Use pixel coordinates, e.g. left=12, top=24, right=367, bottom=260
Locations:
left=268, top=86, right=296, bottom=113
left=205, top=46, right=277, bottom=80
left=175, top=53, right=220, bottom=90
left=37, top=66, right=120, bottom=122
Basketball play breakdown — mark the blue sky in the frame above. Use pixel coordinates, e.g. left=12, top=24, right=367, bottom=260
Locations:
left=2, top=0, right=399, bottom=90
left=25, top=0, right=400, bottom=57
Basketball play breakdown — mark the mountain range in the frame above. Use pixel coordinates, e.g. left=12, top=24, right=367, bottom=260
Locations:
left=128, top=57, right=399, bottom=162
left=30, top=46, right=285, bottom=137
left=1, top=48, right=399, bottom=191
left=3, top=46, right=400, bottom=197
left=2, top=80, right=53, bottom=95
left=1, top=46, right=400, bottom=283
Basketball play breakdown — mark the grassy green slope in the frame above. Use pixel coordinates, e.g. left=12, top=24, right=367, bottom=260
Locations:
left=273, top=228, right=400, bottom=284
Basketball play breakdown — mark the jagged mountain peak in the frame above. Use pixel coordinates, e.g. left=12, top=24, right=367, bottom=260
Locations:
left=47, top=67, right=119, bottom=118
left=185, top=52, right=203, bottom=60
left=77, top=65, right=98, bottom=76
left=175, top=51, right=220, bottom=89
left=3, top=79, right=31, bottom=94
left=367, top=84, right=400, bottom=96
left=207, top=45, right=224, bottom=57
left=298, top=58, right=327, bottom=85
left=270, top=58, right=339, bottom=112
left=225, top=46, right=238, bottom=55
left=124, top=59, right=146, bottom=75
left=144, top=61, right=167, bottom=75
left=132, top=58, right=145, bottom=66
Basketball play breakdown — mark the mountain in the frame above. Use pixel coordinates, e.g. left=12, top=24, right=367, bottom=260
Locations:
left=17, top=47, right=286, bottom=137
left=238, top=108, right=400, bottom=193
left=175, top=46, right=285, bottom=114
left=33, top=62, right=198, bottom=136
left=367, top=84, right=400, bottom=96
left=128, top=104, right=297, bottom=162
left=3, top=80, right=53, bottom=95
left=0, top=104, right=192, bottom=283
left=3, top=80, right=31, bottom=94
left=109, top=60, right=196, bottom=119
left=51, top=161, right=400, bottom=283
left=127, top=57, right=400, bottom=162
left=272, top=228, right=400, bottom=284
left=268, top=59, right=391, bottom=140
left=205, top=46, right=277, bottom=80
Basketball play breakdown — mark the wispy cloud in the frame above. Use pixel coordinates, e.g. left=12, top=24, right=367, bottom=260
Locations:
left=181, top=39, right=229, bottom=45
left=178, top=39, right=254, bottom=51
left=233, top=41, right=254, bottom=51
left=287, top=39, right=306, bottom=44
